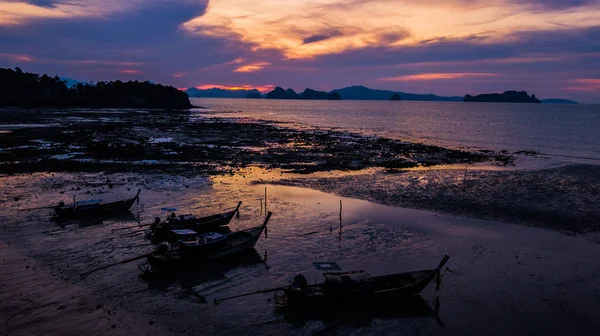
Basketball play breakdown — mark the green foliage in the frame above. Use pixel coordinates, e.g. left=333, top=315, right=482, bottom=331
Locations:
left=0, top=68, right=192, bottom=108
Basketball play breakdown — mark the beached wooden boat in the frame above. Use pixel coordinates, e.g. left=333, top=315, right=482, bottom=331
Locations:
left=54, top=189, right=141, bottom=218
left=146, top=201, right=241, bottom=241
left=142, top=212, right=271, bottom=273
left=283, top=255, right=449, bottom=305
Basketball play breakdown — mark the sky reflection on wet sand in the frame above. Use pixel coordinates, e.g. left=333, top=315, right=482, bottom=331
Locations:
left=1, top=170, right=599, bottom=335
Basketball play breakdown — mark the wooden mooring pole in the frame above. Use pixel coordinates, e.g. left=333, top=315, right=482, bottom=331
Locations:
left=339, top=200, right=343, bottom=234
left=462, top=164, right=469, bottom=190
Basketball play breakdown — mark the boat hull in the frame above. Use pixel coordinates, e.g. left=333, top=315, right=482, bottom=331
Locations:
left=147, top=202, right=241, bottom=241
left=146, top=225, right=265, bottom=273
left=54, top=198, right=136, bottom=218
left=285, top=255, right=449, bottom=306
left=54, top=189, right=140, bottom=219
left=149, top=211, right=236, bottom=240
left=285, top=273, right=436, bottom=305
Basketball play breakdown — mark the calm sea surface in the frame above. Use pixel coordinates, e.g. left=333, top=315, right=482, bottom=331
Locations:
left=192, top=98, right=600, bottom=162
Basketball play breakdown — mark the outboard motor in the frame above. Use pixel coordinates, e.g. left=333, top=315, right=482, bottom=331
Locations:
left=291, top=274, right=308, bottom=291
left=156, top=243, right=170, bottom=254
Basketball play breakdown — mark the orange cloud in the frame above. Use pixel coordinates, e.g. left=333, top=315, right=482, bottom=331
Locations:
left=173, top=73, right=185, bottom=78
left=0, top=1, right=150, bottom=26
left=0, top=52, right=33, bottom=62
left=379, top=73, right=497, bottom=81
left=72, top=59, right=143, bottom=66
left=120, top=69, right=143, bottom=74
left=182, top=0, right=600, bottom=60
left=563, top=79, right=600, bottom=91
left=195, top=84, right=274, bottom=92
left=233, top=62, right=271, bottom=73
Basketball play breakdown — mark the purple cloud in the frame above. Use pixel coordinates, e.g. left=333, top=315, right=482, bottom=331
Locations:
left=1, top=0, right=599, bottom=102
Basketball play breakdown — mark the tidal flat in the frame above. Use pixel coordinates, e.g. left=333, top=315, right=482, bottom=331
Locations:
left=1, top=108, right=600, bottom=335
left=0, top=108, right=512, bottom=175
left=1, top=108, right=597, bottom=234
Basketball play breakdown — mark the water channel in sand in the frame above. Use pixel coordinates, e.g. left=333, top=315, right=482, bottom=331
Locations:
left=1, top=169, right=599, bottom=335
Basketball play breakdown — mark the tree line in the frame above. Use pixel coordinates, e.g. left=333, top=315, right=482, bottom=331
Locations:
left=0, top=67, right=192, bottom=108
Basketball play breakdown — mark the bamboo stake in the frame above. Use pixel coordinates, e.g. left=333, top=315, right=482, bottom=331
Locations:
left=214, top=286, right=286, bottom=305
left=339, top=200, right=343, bottom=234
left=80, top=253, right=150, bottom=279
left=264, top=187, right=267, bottom=218
left=111, top=223, right=151, bottom=232
left=462, top=164, right=469, bottom=190
left=18, top=205, right=56, bottom=211
left=214, top=282, right=321, bottom=305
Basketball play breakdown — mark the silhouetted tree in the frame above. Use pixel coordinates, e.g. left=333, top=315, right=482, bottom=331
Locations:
left=0, top=67, right=192, bottom=108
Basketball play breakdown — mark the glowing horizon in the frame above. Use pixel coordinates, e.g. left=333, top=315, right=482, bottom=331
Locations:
left=1, top=0, right=599, bottom=102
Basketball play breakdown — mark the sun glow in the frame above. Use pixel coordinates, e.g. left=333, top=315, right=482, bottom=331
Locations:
left=195, top=84, right=275, bottom=92
left=380, top=73, right=498, bottom=81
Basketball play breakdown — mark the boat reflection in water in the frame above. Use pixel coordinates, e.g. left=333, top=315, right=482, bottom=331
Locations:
left=142, top=249, right=267, bottom=293
left=275, top=294, right=444, bottom=328
left=52, top=211, right=138, bottom=229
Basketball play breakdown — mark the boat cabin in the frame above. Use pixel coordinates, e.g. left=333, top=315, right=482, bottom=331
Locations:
left=61, top=199, right=102, bottom=210
left=323, top=270, right=375, bottom=294
left=76, top=199, right=103, bottom=206
left=171, top=229, right=199, bottom=241
left=176, top=231, right=227, bottom=248
left=167, top=214, right=197, bottom=226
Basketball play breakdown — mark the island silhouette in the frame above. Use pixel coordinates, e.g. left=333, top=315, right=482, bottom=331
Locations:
left=4, top=68, right=576, bottom=106
left=264, top=87, right=341, bottom=100
left=464, top=91, right=541, bottom=103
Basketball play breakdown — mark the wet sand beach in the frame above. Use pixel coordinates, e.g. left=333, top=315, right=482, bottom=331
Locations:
left=1, top=108, right=600, bottom=335
left=1, top=171, right=600, bottom=335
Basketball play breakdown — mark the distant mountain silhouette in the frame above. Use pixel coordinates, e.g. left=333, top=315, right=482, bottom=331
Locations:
left=300, top=88, right=341, bottom=100
left=186, top=87, right=261, bottom=98
left=389, top=94, right=401, bottom=101
left=465, top=91, right=541, bottom=103
left=61, top=77, right=91, bottom=88
left=183, top=84, right=576, bottom=103
left=330, top=85, right=462, bottom=101
left=266, top=87, right=300, bottom=99
left=541, top=98, right=578, bottom=104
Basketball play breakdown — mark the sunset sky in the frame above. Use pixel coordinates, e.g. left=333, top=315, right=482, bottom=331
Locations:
left=1, top=0, right=600, bottom=102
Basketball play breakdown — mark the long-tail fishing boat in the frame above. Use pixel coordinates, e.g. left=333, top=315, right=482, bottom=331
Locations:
left=54, top=189, right=141, bottom=218
left=146, top=201, right=242, bottom=241
left=140, top=212, right=272, bottom=274
left=213, top=255, right=449, bottom=306
left=283, top=255, right=450, bottom=305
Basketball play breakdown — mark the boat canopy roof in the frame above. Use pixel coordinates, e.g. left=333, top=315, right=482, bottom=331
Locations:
left=200, top=232, right=226, bottom=240
left=171, top=229, right=197, bottom=235
left=76, top=199, right=102, bottom=206
left=324, top=270, right=373, bottom=283
left=179, top=232, right=226, bottom=247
